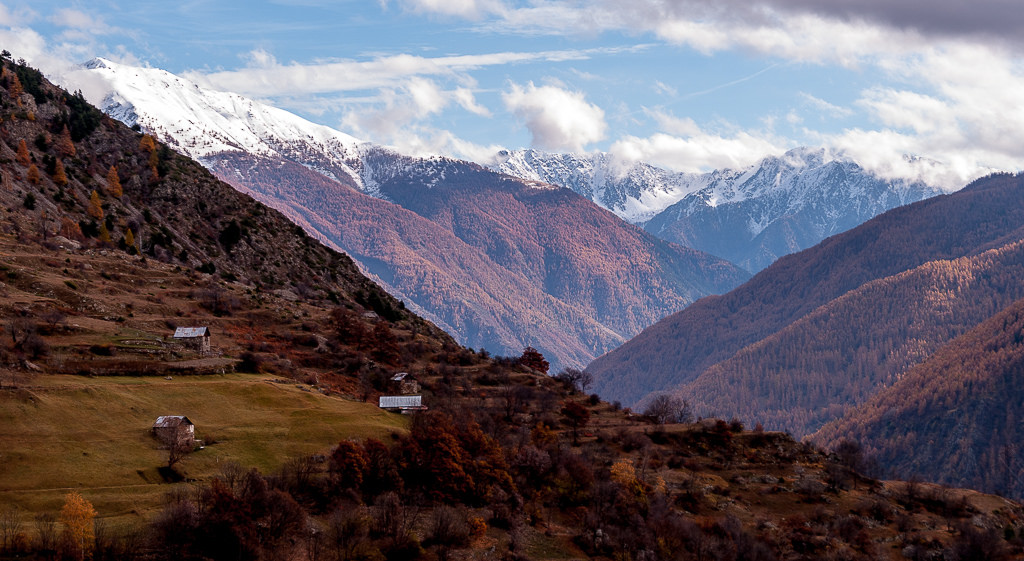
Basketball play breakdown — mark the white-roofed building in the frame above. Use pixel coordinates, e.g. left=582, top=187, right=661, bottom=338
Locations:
left=172, top=326, right=211, bottom=353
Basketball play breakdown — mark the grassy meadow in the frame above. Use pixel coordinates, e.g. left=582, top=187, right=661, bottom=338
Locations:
left=0, top=374, right=408, bottom=523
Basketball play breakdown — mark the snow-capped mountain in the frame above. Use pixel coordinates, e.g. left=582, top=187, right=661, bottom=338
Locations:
left=75, top=58, right=748, bottom=371
left=492, top=149, right=704, bottom=223
left=493, top=148, right=944, bottom=272
left=82, top=57, right=376, bottom=192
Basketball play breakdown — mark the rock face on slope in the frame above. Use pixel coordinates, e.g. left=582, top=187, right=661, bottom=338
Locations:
left=78, top=58, right=747, bottom=370
left=494, top=148, right=942, bottom=272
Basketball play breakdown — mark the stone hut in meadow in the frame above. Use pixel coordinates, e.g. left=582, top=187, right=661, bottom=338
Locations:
left=152, top=415, right=195, bottom=446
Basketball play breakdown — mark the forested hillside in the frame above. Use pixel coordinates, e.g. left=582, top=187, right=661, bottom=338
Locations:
left=588, top=173, right=1024, bottom=409
left=813, top=295, right=1024, bottom=500
left=204, top=149, right=746, bottom=371
left=684, top=240, right=1024, bottom=436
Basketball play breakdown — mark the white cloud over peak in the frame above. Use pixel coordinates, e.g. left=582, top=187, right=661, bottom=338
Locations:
left=502, top=81, right=607, bottom=152
left=51, top=8, right=112, bottom=33
left=610, top=129, right=786, bottom=173
left=187, top=47, right=624, bottom=98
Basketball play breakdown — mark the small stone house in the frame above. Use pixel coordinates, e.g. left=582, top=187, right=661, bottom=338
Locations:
left=152, top=415, right=195, bottom=446
left=173, top=327, right=211, bottom=353
left=390, top=372, right=421, bottom=394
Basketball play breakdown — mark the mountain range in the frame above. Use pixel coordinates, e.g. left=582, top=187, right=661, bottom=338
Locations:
left=78, top=58, right=747, bottom=370
left=493, top=148, right=942, bottom=272
left=587, top=170, right=1024, bottom=497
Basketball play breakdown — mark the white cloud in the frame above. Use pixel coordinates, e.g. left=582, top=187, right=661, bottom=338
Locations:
left=400, top=0, right=504, bottom=19
left=502, top=81, right=606, bottom=152
left=610, top=129, right=786, bottom=173
left=406, top=77, right=447, bottom=116
left=0, top=4, right=35, bottom=27
left=798, top=93, right=853, bottom=118
left=646, top=109, right=701, bottom=136
left=653, top=80, right=677, bottom=96
left=340, top=77, right=495, bottom=152
left=50, top=8, right=113, bottom=33
left=811, top=42, right=1024, bottom=190
left=187, top=47, right=619, bottom=98
left=453, top=87, right=490, bottom=116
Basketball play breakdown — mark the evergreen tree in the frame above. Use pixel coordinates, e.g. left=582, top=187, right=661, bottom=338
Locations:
left=97, top=222, right=112, bottom=244
left=139, top=134, right=156, bottom=153
left=124, top=228, right=137, bottom=254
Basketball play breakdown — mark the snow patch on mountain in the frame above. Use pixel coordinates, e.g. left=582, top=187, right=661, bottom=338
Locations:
left=492, top=149, right=703, bottom=223
left=81, top=57, right=370, bottom=191
left=494, top=146, right=944, bottom=271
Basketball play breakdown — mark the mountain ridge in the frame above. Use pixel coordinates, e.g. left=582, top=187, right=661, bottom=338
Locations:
left=76, top=58, right=749, bottom=370
left=493, top=147, right=943, bottom=272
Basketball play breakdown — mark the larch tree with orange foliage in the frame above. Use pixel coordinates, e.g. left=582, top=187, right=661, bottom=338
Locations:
left=148, top=149, right=160, bottom=180
left=26, top=163, right=39, bottom=185
left=56, top=125, right=75, bottom=157
left=58, top=491, right=96, bottom=561
left=124, top=228, right=137, bottom=254
left=60, top=217, right=84, bottom=241
left=139, top=134, right=156, bottom=153
left=86, top=190, right=103, bottom=220
left=97, top=222, right=112, bottom=245
left=52, top=159, right=68, bottom=186
left=8, top=73, right=22, bottom=105
left=15, top=139, right=29, bottom=166
left=106, top=165, right=122, bottom=197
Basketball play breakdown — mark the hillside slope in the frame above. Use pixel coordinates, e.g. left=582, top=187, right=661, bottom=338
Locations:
left=684, top=240, right=1024, bottom=436
left=812, top=296, right=1024, bottom=499
left=588, top=173, right=1024, bottom=409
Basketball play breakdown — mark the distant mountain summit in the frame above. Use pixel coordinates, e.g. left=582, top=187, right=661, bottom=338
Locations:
left=493, top=147, right=943, bottom=272
left=78, top=58, right=748, bottom=370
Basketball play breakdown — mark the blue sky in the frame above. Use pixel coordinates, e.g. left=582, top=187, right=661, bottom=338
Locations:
left=5, top=0, right=1024, bottom=189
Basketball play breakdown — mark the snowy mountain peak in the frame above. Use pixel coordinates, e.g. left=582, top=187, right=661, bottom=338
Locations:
left=494, top=145, right=943, bottom=272
left=79, top=57, right=368, bottom=190
left=492, top=148, right=704, bottom=223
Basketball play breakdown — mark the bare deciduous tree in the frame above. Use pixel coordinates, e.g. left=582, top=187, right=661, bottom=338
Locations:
left=643, top=393, right=693, bottom=425
left=0, top=507, right=23, bottom=553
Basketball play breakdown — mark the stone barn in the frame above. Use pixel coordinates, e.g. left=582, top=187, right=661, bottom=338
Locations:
left=390, top=372, right=421, bottom=394
left=173, top=327, right=211, bottom=353
left=152, top=415, right=195, bottom=447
